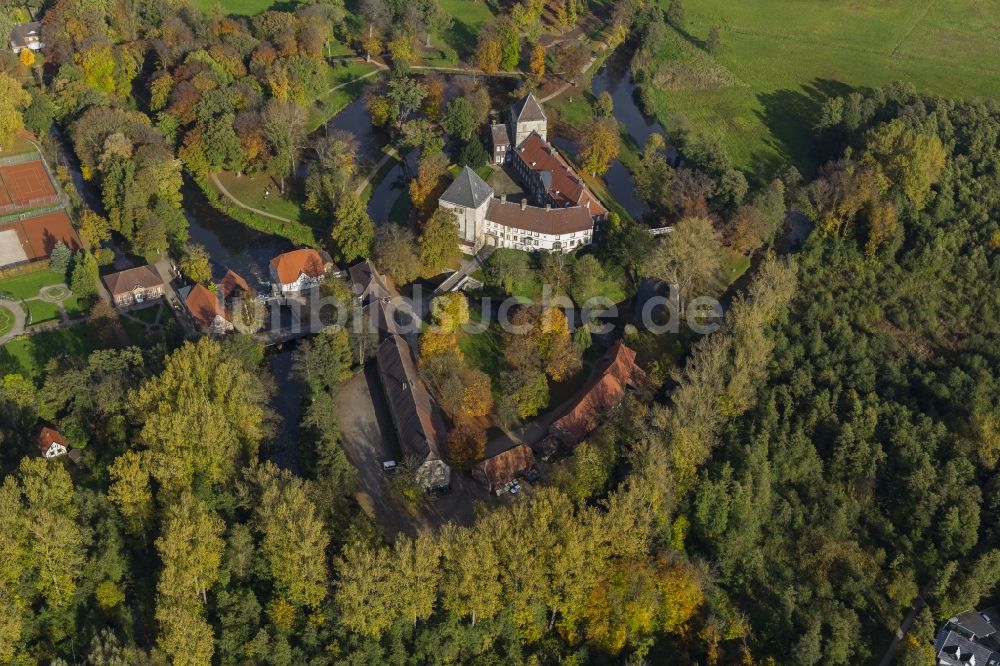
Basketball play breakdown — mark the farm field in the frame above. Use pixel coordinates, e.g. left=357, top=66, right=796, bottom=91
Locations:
left=645, top=0, right=1000, bottom=177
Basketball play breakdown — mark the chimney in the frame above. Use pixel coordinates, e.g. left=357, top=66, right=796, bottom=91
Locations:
left=501, top=194, right=506, bottom=204
left=521, top=199, right=527, bottom=211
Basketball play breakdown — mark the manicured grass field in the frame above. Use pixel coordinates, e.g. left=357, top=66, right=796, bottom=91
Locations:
left=188, top=0, right=277, bottom=16
left=646, top=0, right=1000, bottom=177
left=215, top=172, right=311, bottom=225
left=25, top=299, right=61, bottom=325
left=0, top=269, right=65, bottom=300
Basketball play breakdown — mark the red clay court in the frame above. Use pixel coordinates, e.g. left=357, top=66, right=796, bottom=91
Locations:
left=0, top=211, right=81, bottom=268
left=0, top=160, right=57, bottom=208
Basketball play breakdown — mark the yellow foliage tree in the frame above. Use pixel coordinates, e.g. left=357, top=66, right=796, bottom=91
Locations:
left=0, top=73, right=32, bottom=150
left=530, top=44, right=546, bottom=82
left=579, top=117, right=620, bottom=177
left=19, top=47, right=35, bottom=68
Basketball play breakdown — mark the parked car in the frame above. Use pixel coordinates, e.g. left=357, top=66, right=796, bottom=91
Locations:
left=382, top=460, right=397, bottom=473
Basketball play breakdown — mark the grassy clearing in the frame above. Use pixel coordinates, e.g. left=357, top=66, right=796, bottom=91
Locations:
left=458, top=309, right=505, bottom=387
left=0, top=321, right=115, bottom=380
left=308, top=63, right=382, bottom=130
left=188, top=0, right=276, bottom=16
left=645, top=0, right=1000, bottom=177
left=0, top=269, right=64, bottom=300
left=0, top=136, right=37, bottom=159
left=428, top=0, right=495, bottom=64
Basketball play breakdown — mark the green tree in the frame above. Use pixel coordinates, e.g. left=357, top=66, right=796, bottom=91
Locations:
left=443, top=97, right=477, bottom=141
left=595, top=91, right=614, bottom=118
left=245, top=462, right=331, bottom=609
left=375, top=224, right=421, bottom=285
left=570, top=254, right=604, bottom=305
left=49, top=241, right=72, bottom=275
left=70, top=250, right=100, bottom=302
left=107, top=450, right=154, bottom=535
left=335, top=540, right=397, bottom=637
left=643, top=216, right=723, bottom=311
left=129, top=338, right=268, bottom=493
left=180, top=243, right=212, bottom=285
left=332, top=192, right=376, bottom=262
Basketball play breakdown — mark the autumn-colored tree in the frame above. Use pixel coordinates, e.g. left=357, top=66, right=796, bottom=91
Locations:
left=579, top=117, right=620, bottom=176
left=504, top=305, right=581, bottom=381
left=19, top=47, right=35, bottom=68
left=392, top=534, right=441, bottom=627
left=475, top=28, right=504, bottom=74
left=0, top=73, right=31, bottom=150
left=420, top=330, right=460, bottom=358
left=244, top=462, right=331, bottom=609
left=129, top=338, right=268, bottom=492
left=180, top=243, right=212, bottom=285
left=440, top=523, right=502, bottom=626
left=77, top=209, right=112, bottom=247
left=447, top=420, right=487, bottom=469
left=335, top=540, right=397, bottom=636
left=419, top=207, right=461, bottom=277
left=430, top=292, right=470, bottom=332
left=530, top=44, right=546, bottom=83
left=643, top=216, right=723, bottom=312
left=409, top=151, right=449, bottom=215
left=460, top=369, right=493, bottom=417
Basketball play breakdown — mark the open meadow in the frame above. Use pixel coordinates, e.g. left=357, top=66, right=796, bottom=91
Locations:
left=645, top=0, right=1000, bottom=177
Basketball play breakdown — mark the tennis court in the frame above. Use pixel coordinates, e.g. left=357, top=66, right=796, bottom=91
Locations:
left=0, top=160, right=56, bottom=207
left=21, top=211, right=81, bottom=259
left=0, top=228, right=30, bottom=266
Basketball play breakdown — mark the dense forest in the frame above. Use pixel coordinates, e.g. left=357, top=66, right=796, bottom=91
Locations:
left=0, top=0, right=999, bottom=661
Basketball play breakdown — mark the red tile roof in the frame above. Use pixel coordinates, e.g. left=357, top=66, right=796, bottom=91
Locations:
left=103, top=265, right=163, bottom=297
left=269, top=248, right=327, bottom=285
left=37, top=426, right=66, bottom=456
left=486, top=199, right=594, bottom=236
left=515, top=133, right=607, bottom=216
left=185, top=283, right=228, bottom=328
left=219, top=269, right=249, bottom=300
left=550, top=342, right=645, bottom=444
left=474, top=444, right=535, bottom=492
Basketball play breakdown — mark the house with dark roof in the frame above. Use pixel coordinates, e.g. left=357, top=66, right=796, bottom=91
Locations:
left=10, top=22, right=43, bottom=54
left=438, top=166, right=495, bottom=248
left=935, top=609, right=1000, bottom=666
left=491, top=124, right=511, bottom=165
left=269, top=248, right=333, bottom=294
left=376, top=334, right=451, bottom=490
left=473, top=444, right=536, bottom=494
left=38, top=426, right=68, bottom=459
left=509, top=93, right=548, bottom=146
left=218, top=269, right=250, bottom=303
left=102, top=265, right=165, bottom=308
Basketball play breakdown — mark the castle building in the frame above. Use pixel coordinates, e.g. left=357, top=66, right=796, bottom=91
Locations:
left=439, top=94, right=604, bottom=254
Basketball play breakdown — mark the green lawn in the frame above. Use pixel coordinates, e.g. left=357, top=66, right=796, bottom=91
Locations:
left=188, top=0, right=277, bottom=16
left=308, top=62, right=382, bottom=130
left=0, top=136, right=38, bottom=159
left=429, top=0, right=495, bottom=63
left=645, top=0, right=1000, bottom=178
left=458, top=309, right=505, bottom=388
left=25, top=300, right=61, bottom=325
left=0, top=321, right=117, bottom=380
left=0, top=269, right=65, bottom=300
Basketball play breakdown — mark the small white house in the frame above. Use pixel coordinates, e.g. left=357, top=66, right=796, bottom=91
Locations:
left=38, top=426, right=68, bottom=459
left=10, top=23, right=43, bottom=54
left=269, top=248, right=332, bottom=294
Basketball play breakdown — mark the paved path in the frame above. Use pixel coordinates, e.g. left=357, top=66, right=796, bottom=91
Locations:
left=877, top=580, right=936, bottom=666
left=0, top=298, right=26, bottom=344
left=353, top=145, right=401, bottom=197
left=209, top=173, right=295, bottom=224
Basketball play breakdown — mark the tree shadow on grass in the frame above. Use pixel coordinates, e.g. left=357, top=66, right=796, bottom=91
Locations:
left=755, top=78, right=858, bottom=177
